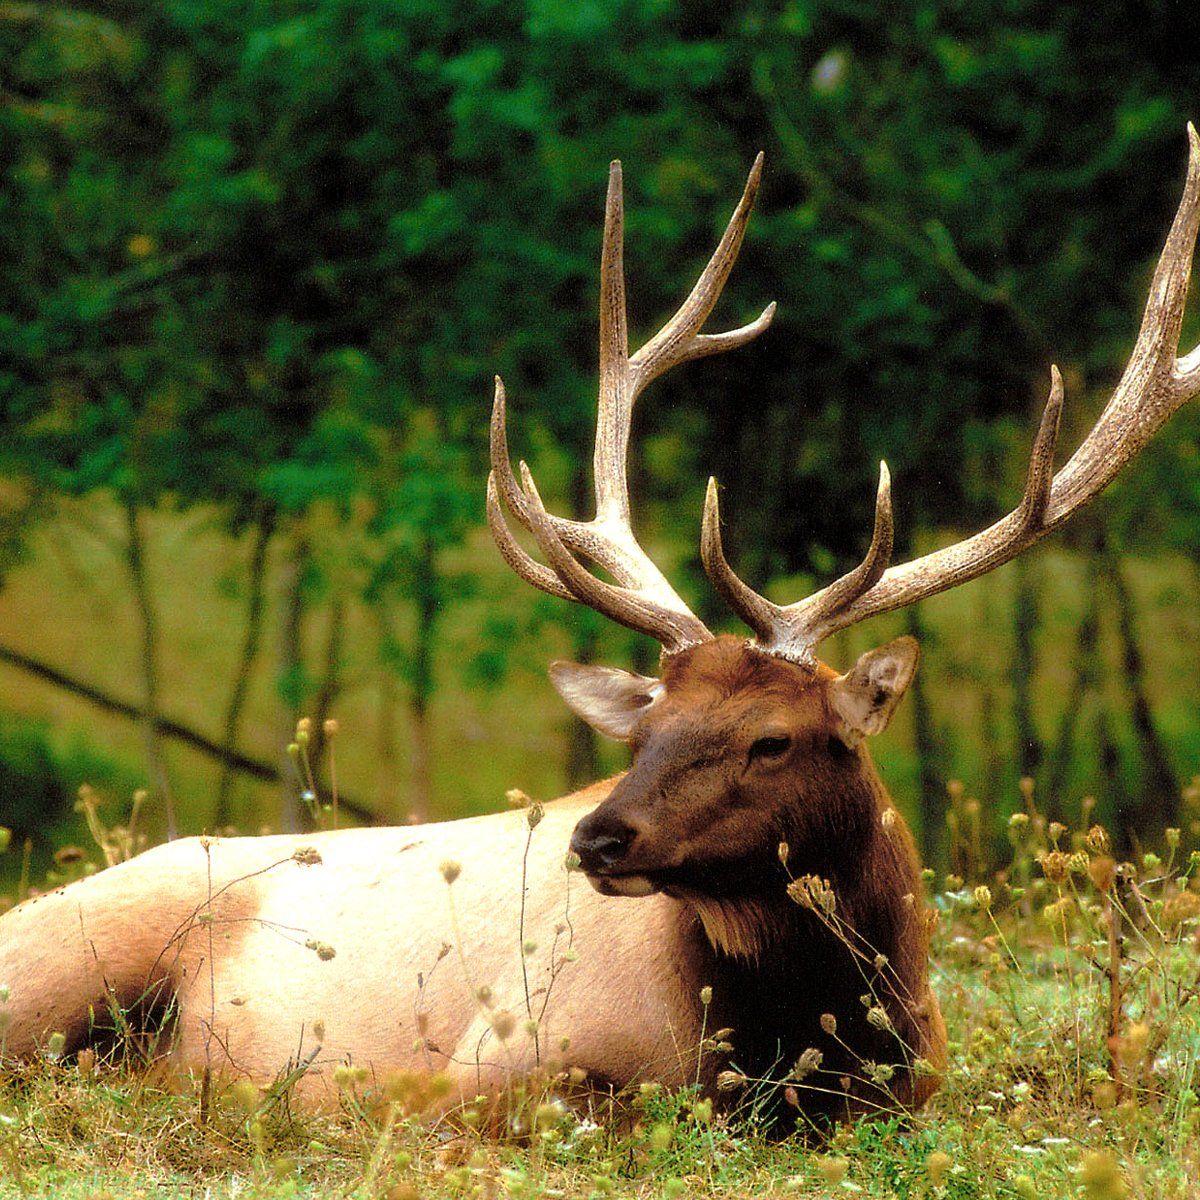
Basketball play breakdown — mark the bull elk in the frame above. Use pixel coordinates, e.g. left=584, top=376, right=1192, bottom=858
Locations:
left=2, top=130, right=1198, bottom=1133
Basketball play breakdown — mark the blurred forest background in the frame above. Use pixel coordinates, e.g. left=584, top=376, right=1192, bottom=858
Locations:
left=2, top=0, right=1200, bottom=878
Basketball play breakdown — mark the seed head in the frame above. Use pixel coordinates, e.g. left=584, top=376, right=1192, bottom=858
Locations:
left=45, top=1031, right=66, bottom=1060
left=296, top=717, right=312, bottom=736
left=304, top=939, right=336, bottom=961
left=699, top=985, right=713, bottom=1007
left=973, top=885, right=992, bottom=911
left=866, top=1005, right=892, bottom=1031
left=506, top=788, right=532, bottom=808
left=292, top=846, right=322, bottom=866
left=777, top=841, right=790, bottom=867
left=816, top=1157, right=848, bottom=1185
left=527, top=802, right=544, bottom=830
left=787, top=874, right=836, bottom=914
left=440, top=859, right=461, bottom=885
left=820, top=1013, right=837, bottom=1036
left=490, top=1011, right=517, bottom=1041
left=880, top=807, right=897, bottom=830
left=1166, top=827, right=1181, bottom=849
left=926, top=1151, right=952, bottom=1186
left=790, top=1047, right=823, bottom=1080
left=1088, top=855, right=1116, bottom=894
left=323, top=718, right=339, bottom=737
left=1008, top=811, right=1029, bottom=830
left=1039, top=850, right=1070, bottom=885
left=1079, top=1150, right=1128, bottom=1200
left=1086, top=824, right=1111, bottom=854
left=563, top=851, right=582, bottom=872
left=716, top=1069, right=747, bottom=1092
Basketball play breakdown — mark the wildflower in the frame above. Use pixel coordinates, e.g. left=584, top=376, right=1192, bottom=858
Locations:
left=820, top=1013, right=837, bottom=1036
left=304, top=939, right=336, bottom=962
left=1048, top=821, right=1067, bottom=845
left=1039, top=850, right=1070, bottom=885
left=1166, top=827, right=1181, bottom=850
left=926, top=1151, right=952, bottom=1186
left=881, top=808, right=897, bottom=830
left=1079, top=1150, right=1128, bottom=1200
left=564, top=851, right=582, bottom=872
left=973, top=885, right=992, bottom=911
left=292, top=846, right=322, bottom=866
left=866, top=1005, right=892, bottom=1031
left=490, top=1011, right=517, bottom=1041
left=790, top=1047, right=823, bottom=1080
left=1143, top=852, right=1162, bottom=872
left=816, top=1158, right=848, bottom=1185
left=699, top=985, right=713, bottom=1007
left=944, top=873, right=963, bottom=892
left=865, top=1061, right=895, bottom=1085
left=787, top=874, right=836, bottom=914
left=1086, top=824, right=1111, bottom=855
left=287, top=742, right=300, bottom=759
left=439, top=859, right=461, bottom=885
left=1008, top=811, right=1029, bottom=831
left=1088, top=856, right=1116, bottom=894
left=323, top=718, right=339, bottom=737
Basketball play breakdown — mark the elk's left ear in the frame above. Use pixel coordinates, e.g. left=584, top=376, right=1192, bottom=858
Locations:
left=548, top=661, right=663, bottom=742
left=828, top=636, right=919, bottom=748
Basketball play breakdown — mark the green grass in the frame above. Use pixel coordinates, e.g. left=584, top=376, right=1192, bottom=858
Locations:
left=3, top=805, right=1199, bottom=1198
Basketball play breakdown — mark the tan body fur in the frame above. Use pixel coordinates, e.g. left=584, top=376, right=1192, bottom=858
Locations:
left=0, top=785, right=714, bottom=1101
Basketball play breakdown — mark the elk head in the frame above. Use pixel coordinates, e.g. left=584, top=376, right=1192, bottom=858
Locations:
left=489, top=131, right=1200, bottom=907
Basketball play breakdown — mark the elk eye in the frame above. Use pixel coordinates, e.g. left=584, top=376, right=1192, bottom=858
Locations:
left=750, top=734, right=791, bottom=762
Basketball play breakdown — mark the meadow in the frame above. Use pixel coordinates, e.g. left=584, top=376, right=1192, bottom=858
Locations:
left=2, top=767, right=1199, bottom=1199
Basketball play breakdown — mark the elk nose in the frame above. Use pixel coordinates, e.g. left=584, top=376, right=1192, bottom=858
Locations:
left=570, top=820, right=634, bottom=873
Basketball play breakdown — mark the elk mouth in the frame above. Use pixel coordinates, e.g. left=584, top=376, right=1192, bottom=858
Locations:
left=583, top=870, right=660, bottom=898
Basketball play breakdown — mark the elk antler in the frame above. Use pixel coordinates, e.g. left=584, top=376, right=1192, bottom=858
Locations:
left=488, top=156, right=775, bottom=654
left=704, top=125, right=1200, bottom=666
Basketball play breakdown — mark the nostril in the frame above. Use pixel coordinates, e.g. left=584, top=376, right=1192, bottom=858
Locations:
left=571, top=822, right=635, bottom=871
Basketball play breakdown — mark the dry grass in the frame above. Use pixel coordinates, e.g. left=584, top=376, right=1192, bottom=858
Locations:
left=3, top=778, right=1200, bottom=1199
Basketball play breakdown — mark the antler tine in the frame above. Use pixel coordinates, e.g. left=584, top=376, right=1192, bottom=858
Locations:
left=595, top=154, right=776, bottom=523
left=706, top=126, right=1200, bottom=662
left=485, top=472, right=574, bottom=602
left=702, top=464, right=894, bottom=664
left=701, top=477, right=783, bottom=644
left=488, top=157, right=773, bottom=654
left=519, top=463, right=712, bottom=651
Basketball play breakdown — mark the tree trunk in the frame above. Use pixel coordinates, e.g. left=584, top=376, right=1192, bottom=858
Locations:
left=374, top=604, right=404, bottom=824
left=905, top=604, right=941, bottom=865
left=275, top=530, right=309, bottom=833
left=1099, top=531, right=1179, bottom=838
left=215, top=513, right=274, bottom=828
left=122, top=500, right=176, bottom=838
left=407, top=535, right=439, bottom=824
left=1011, top=554, right=1041, bottom=782
left=308, top=594, right=347, bottom=775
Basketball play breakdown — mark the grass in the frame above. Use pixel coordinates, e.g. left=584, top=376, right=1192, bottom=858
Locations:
left=2, top=785, right=1199, bottom=1198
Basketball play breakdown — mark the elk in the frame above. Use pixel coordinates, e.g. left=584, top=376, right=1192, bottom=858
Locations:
left=1, top=129, right=1198, bottom=1133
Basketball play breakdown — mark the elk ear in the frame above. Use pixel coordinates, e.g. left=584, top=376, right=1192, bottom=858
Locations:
left=548, top=661, right=663, bottom=742
left=828, top=636, right=919, bottom=748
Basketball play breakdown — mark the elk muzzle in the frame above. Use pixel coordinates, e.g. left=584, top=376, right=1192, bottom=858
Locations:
left=570, top=809, right=658, bottom=897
